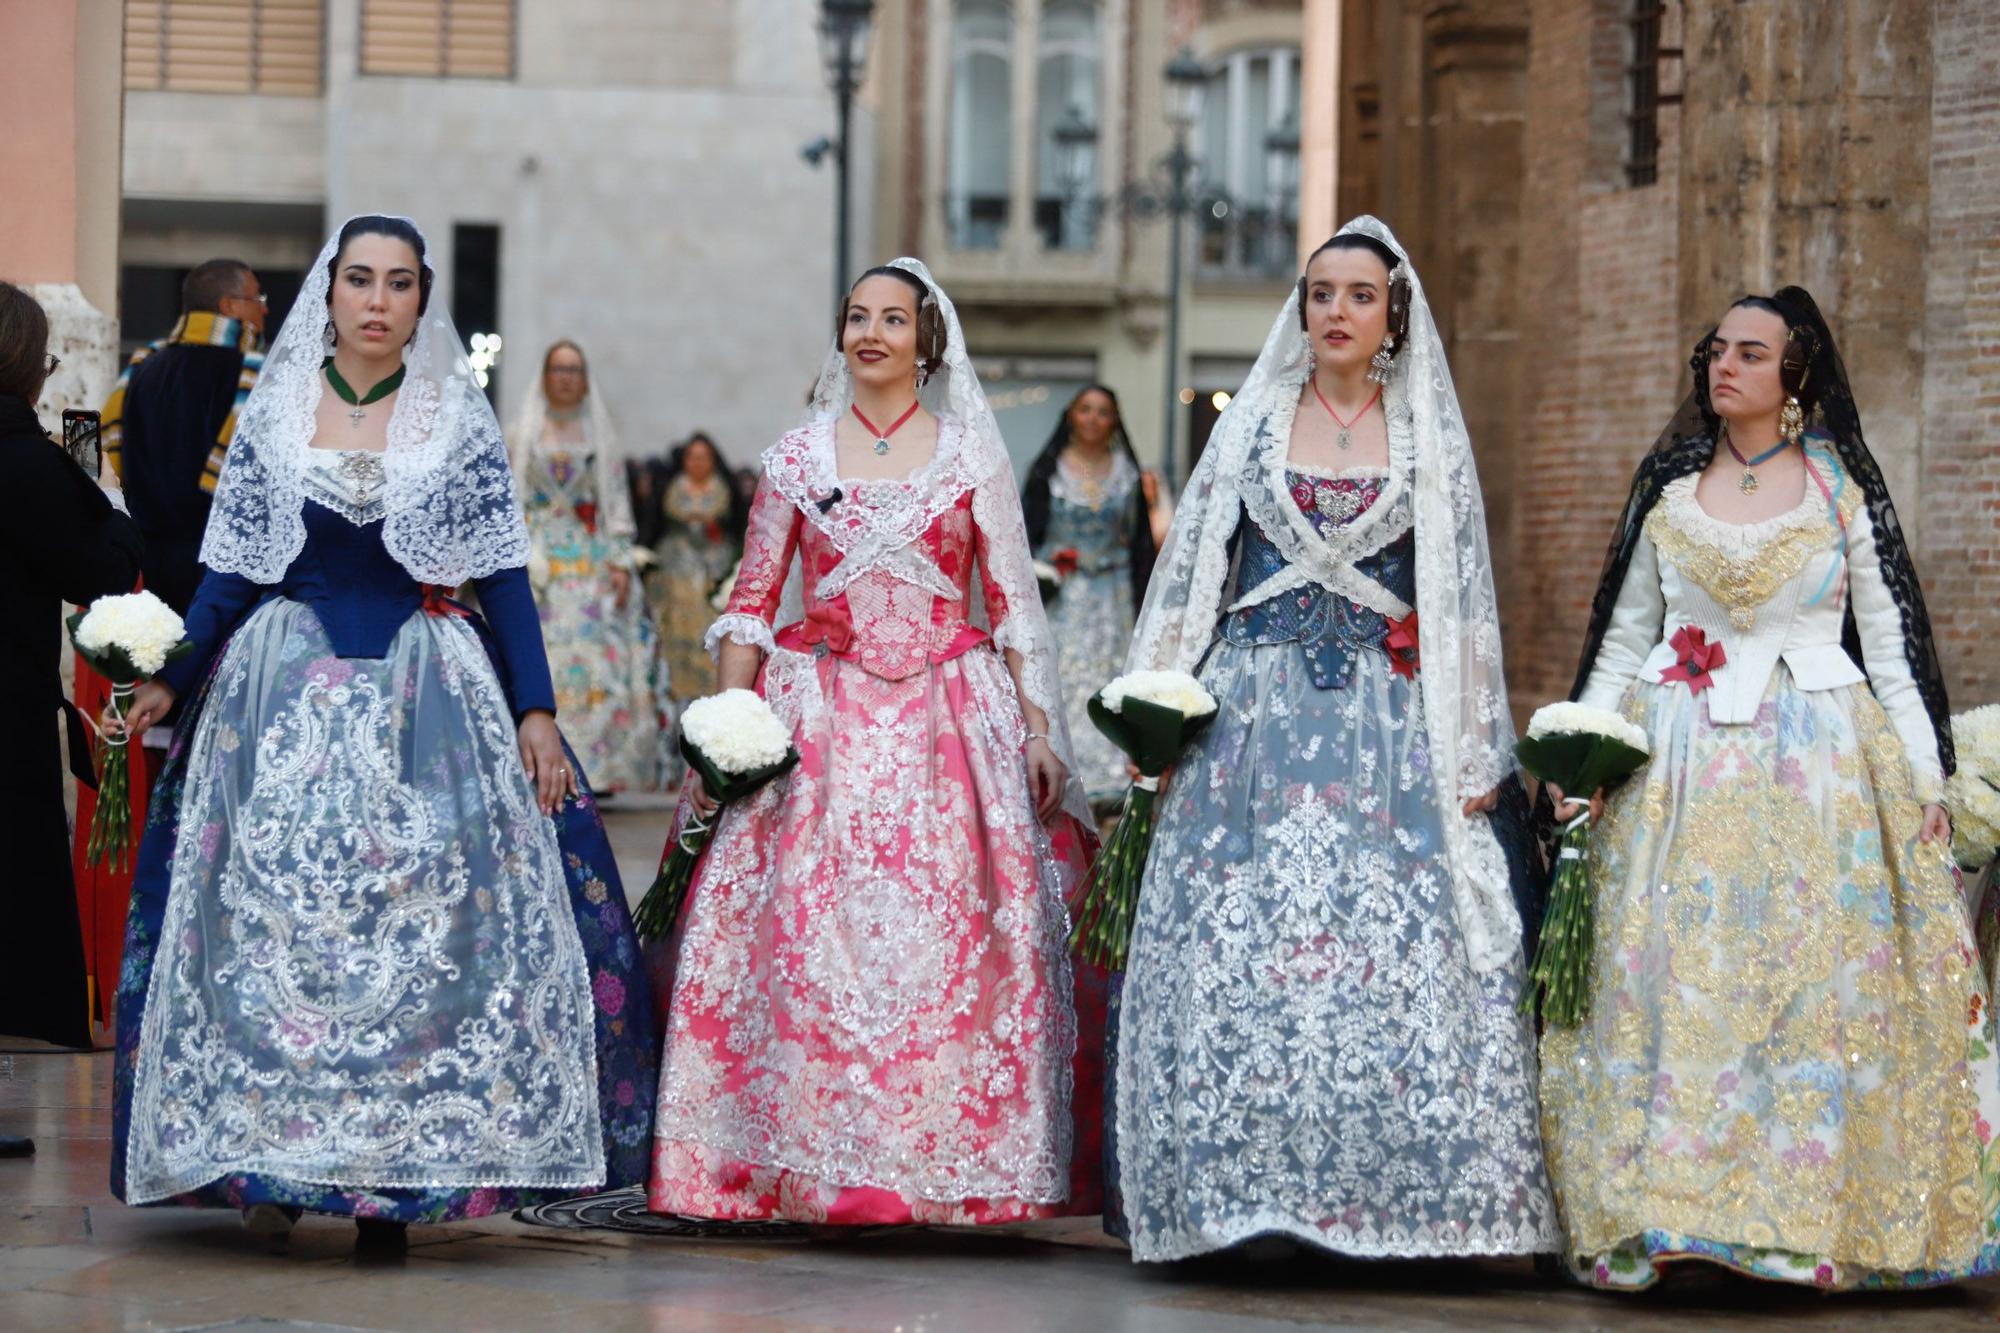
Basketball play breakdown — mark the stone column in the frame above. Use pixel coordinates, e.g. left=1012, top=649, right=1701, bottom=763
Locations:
left=0, top=0, right=124, bottom=424
left=1298, top=0, right=1343, bottom=266
left=1676, top=0, right=1935, bottom=521
left=1407, top=2, right=1531, bottom=591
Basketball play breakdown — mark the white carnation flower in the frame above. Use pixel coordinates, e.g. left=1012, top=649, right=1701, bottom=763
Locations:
left=1526, top=700, right=1650, bottom=754
left=1948, top=704, right=2000, bottom=868
left=681, top=687, right=791, bottom=774
left=74, top=591, right=186, bottom=678
left=1100, top=669, right=1218, bottom=719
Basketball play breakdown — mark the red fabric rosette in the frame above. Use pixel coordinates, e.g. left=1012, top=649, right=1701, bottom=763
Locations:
left=1660, top=625, right=1726, bottom=694
left=798, top=603, right=854, bottom=656
left=1385, top=609, right=1421, bottom=680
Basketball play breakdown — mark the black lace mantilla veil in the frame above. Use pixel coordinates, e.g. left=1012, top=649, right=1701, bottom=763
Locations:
left=1560, top=284, right=1956, bottom=790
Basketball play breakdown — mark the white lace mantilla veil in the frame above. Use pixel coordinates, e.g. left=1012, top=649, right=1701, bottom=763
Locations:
left=737, top=256, right=1093, bottom=829
left=1125, top=215, right=1522, bottom=971
left=201, top=215, right=531, bottom=585
left=506, top=355, right=637, bottom=543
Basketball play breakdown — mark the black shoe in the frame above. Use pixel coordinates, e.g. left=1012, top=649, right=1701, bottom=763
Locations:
left=354, top=1218, right=408, bottom=1254
left=0, top=1136, right=34, bottom=1158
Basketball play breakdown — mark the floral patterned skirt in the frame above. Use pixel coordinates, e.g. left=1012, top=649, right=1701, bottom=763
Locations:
left=1540, top=668, right=2000, bottom=1290
left=1113, top=639, right=1559, bottom=1262
left=648, top=644, right=1104, bottom=1224
left=112, top=599, right=657, bottom=1222
left=534, top=522, right=664, bottom=793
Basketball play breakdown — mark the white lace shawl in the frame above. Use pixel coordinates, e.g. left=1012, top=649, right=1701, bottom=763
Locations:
left=719, top=258, right=1092, bottom=829
left=1126, top=215, right=1522, bottom=972
left=506, top=366, right=637, bottom=543
left=201, top=216, right=530, bottom=586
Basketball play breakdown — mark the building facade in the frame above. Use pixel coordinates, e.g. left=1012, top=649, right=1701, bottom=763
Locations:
left=117, top=0, right=857, bottom=465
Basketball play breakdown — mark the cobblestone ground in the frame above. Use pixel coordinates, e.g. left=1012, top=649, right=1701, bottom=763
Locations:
left=4, top=804, right=1995, bottom=1332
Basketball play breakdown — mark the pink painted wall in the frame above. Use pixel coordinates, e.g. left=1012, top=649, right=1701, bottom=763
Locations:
left=0, top=2, right=82, bottom=284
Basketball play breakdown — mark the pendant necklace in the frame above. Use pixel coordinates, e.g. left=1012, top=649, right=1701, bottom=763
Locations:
left=1725, top=430, right=1790, bottom=494
left=1312, top=379, right=1382, bottom=450
left=325, top=357, right=407, bottom=427
left=852, top=400, right=921, bottom=457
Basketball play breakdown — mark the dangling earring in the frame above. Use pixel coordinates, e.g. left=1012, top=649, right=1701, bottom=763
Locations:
left=1780, top=393, right=1805, bottom=447
left=1367, top=335, right=1395, bottom=386
left=322, top=321, right=337, bottom=355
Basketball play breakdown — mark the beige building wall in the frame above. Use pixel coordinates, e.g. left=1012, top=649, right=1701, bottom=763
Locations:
left=116, top=0, right=857, bottom=468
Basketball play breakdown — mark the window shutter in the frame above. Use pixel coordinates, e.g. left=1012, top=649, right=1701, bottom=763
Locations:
left=123, top=0, right=323, bottom=95
left=360, top=0, right=514, bottom=79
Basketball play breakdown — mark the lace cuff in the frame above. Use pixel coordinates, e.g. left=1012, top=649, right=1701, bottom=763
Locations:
left=705, top=612, right=776, bottom=660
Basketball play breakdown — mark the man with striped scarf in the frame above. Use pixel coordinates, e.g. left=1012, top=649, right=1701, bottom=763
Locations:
left=67, top=259, right=265, bottom=1035
left=101, top=258, right=267, bottom=614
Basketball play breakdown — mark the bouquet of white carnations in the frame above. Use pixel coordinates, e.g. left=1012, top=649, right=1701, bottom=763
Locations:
left=1066, top=669, right=1219, bottom=969
left=632, top=688, right=798, bottom=941
left=1947, top=704, right=2000, bottom=872
left=68, top=591, right=192, bottom=869
left=1516, top=701, right=1652, bottom=1026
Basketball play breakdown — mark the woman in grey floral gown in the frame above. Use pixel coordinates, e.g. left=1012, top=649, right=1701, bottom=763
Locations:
left=1108, top=217, right=1556, bottom=1263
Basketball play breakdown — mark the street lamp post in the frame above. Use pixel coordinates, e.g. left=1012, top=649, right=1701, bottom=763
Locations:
left=1156, top=48, right=1208, bottom=493
left=1050, top=103, right=1098, bottom=251
left=817, top=0, right=875, bottom=305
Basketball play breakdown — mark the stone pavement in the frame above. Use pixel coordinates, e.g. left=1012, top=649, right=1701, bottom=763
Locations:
left=4, top=805, right=1997, bottom=1332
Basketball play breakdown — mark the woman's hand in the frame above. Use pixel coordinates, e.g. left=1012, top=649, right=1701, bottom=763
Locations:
left=518, top=710, right=577, bottom=815
left=108, top=680, right=176, bottom=740
left=1461, top=785, right=1501, bottom=816
left=685, top=770, right=719, bottom=821
left=1546, top=782, right=1605, bottom=824
left=1026, top=737, right=1067, bottom=821
left=1919, top=802, right=1952, bottom=845
left=608, top=565, right=632, bottom=611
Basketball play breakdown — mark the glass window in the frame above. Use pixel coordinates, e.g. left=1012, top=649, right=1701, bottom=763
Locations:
left=1033, top=0, right=1100, bottom=251
left=948, top=0, right=1014, bottom=250
left=1194, top=46, right=1300, bottom=282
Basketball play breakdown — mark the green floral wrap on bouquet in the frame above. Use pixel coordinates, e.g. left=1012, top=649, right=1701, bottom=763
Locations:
left=1516, top=703, right=1651, bottom=1026
left=1067, top=674, right=1218, bottom=970
left=67, top=594, right=192, bottom=871
left=632, top=732, right=798, bottom=942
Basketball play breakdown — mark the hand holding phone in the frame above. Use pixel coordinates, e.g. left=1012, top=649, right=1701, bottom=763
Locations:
left=62, top=408, right=103, bottom=480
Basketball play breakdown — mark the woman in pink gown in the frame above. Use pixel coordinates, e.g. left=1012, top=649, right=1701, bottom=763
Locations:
left=647, top=260, right=1103, bottom=1225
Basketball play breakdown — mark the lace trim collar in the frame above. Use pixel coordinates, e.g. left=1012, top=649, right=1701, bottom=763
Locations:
left=303, top=447, right=388, bottom=525
left=1660, top=452, right=1837, bottom=550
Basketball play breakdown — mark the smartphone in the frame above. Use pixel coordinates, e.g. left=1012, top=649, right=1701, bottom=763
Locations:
left=62, top=408, right=102, bottom=479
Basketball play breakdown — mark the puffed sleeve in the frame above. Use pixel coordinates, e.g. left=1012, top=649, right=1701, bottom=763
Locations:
left=1578, top=528, right=1666, bottom=714
left=1844, top=506, right=1944, bottom=804
left=471, top=566, right=558, bottom=718
left=705, top=471, right=803, bottom=659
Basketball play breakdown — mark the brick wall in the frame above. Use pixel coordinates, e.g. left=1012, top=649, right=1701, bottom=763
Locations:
left=1504, top=0, right=1684, bottom=711
left=1922, top=0, right=2000, bottom=709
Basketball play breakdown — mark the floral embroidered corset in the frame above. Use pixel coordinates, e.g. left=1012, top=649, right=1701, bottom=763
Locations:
left=717, top=445, right=1013, bottom=682
left=1222, top=470, right=1413, bottom=690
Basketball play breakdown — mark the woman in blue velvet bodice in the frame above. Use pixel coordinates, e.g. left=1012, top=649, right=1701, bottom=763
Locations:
left=1106, top=221, right=1557, bottom=1263
left=108, top=215, right=654, bottom=1250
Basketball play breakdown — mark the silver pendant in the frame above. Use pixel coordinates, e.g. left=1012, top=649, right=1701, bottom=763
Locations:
left=348, top=404, right=366, bottom=427
left=1336, top=429, right=1352, bottom=450
left=873, top=437, right=890, bottom=456
left=1738, top=470, right=1758, bottom=495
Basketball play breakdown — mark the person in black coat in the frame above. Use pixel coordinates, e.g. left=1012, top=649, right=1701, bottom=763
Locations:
left=0, top=282, right=145, bottom=1059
